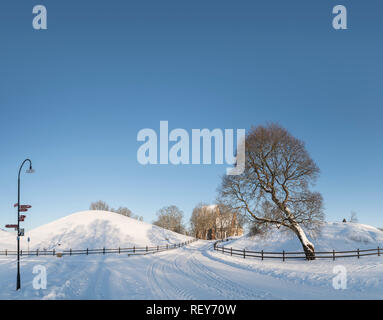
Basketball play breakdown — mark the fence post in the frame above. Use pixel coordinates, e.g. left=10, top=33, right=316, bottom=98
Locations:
left=21, top=250, right=23, bottom=256
left=118, top=247, right=120, bottom=254
left=133, top=246, right=135, bottom=254
left=5, top=249, right=7, bottom=256
left=243, top=249, right=246, bottom=259
left=103, top=248, right=105, bottom=255
left=157, top=245, right=159, bottom=252
left=261, top=250, right=264, bottom=261
left=231, top=247, right=232, bottom=256
left=357, top=248, right=360, bottom=259
left=70, top=248, right=72, bottom=256
left=333, top=250, right=335, bottom=261
left=36, top=249, right=38, bottom=256
left=146, top=246, right=148, bottom=252
left=283, top=250, right=285, bottom=262
left=53, top=249, right=55, bottom=256
left=378, top=247, right=380, bottom=257
left=86, top=248, right=89, bottom=255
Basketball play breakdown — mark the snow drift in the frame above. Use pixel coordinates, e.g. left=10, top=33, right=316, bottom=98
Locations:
left=225, top=222, right=383, bottom=252
left=0, top=229, right=14, bottom=250
left=9, top=210, right=193, bottom=251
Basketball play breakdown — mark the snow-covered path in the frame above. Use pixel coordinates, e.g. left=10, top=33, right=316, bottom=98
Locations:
left=0, top=240, right=382, bottom=299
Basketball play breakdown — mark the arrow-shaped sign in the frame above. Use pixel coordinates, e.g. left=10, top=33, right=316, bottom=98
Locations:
left=14, top=204, right=32, bottom=209
left=5, top=224, right=18, bottom=228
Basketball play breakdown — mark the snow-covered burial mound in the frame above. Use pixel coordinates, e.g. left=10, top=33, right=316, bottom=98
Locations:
left=0, top=229, right=14, bottom=250
left=226, top=222, right=383, bottom=252
left=14, top=211, right=193, bottom=251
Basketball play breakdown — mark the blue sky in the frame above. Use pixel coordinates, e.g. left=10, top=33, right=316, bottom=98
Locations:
left=0, top=0, right=382, bottom=231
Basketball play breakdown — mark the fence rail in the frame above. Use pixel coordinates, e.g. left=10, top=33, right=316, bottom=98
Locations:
left=0, top=239, right=197, bottom=257
left=214, top=239, right=382, bottom=261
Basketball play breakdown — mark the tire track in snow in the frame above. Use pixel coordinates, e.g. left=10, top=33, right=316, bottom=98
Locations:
left=188, top=255, right=274, bottom=299
left=146, top=256, right=195, bottom=300
left=184, top=242, right=275, bottom=299
left=146, top=241, right=275, bottom=299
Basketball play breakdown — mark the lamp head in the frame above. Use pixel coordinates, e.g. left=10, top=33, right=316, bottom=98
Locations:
left=26, top=167, right=35, bottom=174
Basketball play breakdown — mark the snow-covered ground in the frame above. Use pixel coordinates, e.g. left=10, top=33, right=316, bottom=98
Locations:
left=223, top=222, right=383, bottom=252
left=0, top=213, right=382, bottom=300
left=0, top=241, right=382, bottom=299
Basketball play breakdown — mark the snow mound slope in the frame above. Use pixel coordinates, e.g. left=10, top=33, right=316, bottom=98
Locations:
left=18, top=211, right=193, bottom=251
left=225, top=222, right=383, bottom=252
left=0, top=229, right=15, bottom=250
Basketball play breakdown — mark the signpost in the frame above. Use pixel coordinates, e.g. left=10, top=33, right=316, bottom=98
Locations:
left=15, top=159, right=35, bottom=290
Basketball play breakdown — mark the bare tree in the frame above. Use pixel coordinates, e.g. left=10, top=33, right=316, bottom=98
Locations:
left=350, top=211, right=358, bottom=223
left=190, top=203, right=216, bottom=239
left=111, top=206, right=143, bottom=221
left=89, top=201, right=143, bottom=221
left=218, top=124, right=324, bottom=260
left=153, top=205, right=186, bottom=234
left=89, top=200, right=110, bottom=211
left=215, top=203, right=245, bottom=239
left=114, top=207, right=133, bottom=217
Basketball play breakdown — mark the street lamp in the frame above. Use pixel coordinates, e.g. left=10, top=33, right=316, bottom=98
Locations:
left=16, top=159, right=34, bottom=290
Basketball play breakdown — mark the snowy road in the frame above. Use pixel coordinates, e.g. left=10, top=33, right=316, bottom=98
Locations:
left=0, top=240, right=382, bottom=299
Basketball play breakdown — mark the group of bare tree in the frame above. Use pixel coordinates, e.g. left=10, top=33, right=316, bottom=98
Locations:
left=342, top=211, right=358, bottom=223
left=89, top=201, right=143, bottom=221
left=217, top=124, right=325, bottom=260
left=153, top=205, right=187, bottom=234
left=190, top=203, right=245, bottom=240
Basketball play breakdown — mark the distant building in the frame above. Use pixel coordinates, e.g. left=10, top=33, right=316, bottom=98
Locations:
left=202, top=205, right=244, bottom=240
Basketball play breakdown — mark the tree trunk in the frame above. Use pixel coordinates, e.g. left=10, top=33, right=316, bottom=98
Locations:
left=290, top=222, right=315, bottom=260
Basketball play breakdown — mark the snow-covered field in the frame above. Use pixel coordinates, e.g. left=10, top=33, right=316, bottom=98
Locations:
left=224, top=222, right=383, bottom=252
left=0, top=212, right=382, bottom=300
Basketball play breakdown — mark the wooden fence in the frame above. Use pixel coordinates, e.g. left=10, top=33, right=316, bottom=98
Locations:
left=214, top=239, right=382, bottom=261
left=0, top=239, right=197, bottom=257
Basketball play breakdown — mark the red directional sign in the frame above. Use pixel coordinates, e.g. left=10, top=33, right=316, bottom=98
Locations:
left=19, top=215, right=26, bottom=222
left=13, top=204, right=32, bottom=209
left=5, top=224, right=18, bottom=228
left=19, top=208, right=28, bottom=212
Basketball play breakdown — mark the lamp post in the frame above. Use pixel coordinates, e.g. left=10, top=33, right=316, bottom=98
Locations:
left=16, top=159, right=34, bottom=290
